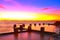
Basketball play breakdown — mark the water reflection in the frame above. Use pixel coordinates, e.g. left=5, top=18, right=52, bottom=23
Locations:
left=49, top=35, right=54, bottom=40
left=0, top=32, right=56, bottom=40
left=13, top=32, right=55, bottom=40
left=40, top=33, right=44, bottom=40
left=14, top=33, right=18, bottom=40
left=28, top=32, right=31, bottom=40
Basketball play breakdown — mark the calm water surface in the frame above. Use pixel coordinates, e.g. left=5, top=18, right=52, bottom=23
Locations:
left=0, top=23, right=56, bottom=34
left=0, top=22, right=58, bottom=40
left=0, top=32, right=55, bottom=40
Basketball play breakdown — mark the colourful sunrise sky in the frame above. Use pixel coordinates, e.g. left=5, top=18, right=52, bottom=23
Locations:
left=0, top=0, right=60, bottom=21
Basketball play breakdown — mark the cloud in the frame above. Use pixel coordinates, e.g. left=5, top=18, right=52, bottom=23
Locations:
left=51, top=10, right=60, bottom=14
left=3, top=0, right=14, bottom=2
left=39, top=7, right=60, bottom=14
left=0, top=0, right=60, bottom=14
left=0, top=4, right=5, bottom=9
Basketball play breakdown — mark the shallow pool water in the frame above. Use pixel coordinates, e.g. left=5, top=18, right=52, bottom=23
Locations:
left=0, top=32, right=56, bottom=40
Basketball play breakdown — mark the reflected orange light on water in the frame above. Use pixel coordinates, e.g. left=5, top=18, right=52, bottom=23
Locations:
left=0, top=23, right=56, bottom=33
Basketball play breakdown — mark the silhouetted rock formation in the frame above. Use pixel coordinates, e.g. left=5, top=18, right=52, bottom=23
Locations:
left=34, top=23, right=36, bottom=26
left=28, top=24, right=32, bottom=32
left=43, top=23, right=45, bottom=25
left=13, top=24, right=18, bottom=33
left=48, top=23, right=54, bottom=25
left=54, top=21, right=60, bottom=35
left=54, top=21, right=60, bottom=26
left=41, top=27, right=45, bottom=32
left=39, top=23, right=41, bottom=26
left=19, top=25, right=24, bottom=31
left=22, top=24, right=25, bottom=27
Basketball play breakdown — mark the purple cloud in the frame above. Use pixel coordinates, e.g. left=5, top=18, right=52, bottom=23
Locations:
left=0, top=0, right=60, bottom=14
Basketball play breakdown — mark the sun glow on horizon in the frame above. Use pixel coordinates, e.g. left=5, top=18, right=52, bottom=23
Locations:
left=0, top=11, right=60, bottom=21
left=0, top=11, right=36, bottom=20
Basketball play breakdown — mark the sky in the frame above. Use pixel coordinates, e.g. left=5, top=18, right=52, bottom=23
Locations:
left=0, top=0, right=60, bottom=21
left=0, top=0, right=59, bottom=33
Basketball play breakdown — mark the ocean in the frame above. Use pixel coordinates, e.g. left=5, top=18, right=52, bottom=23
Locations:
left=0, top=21, right=56, bottom=34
